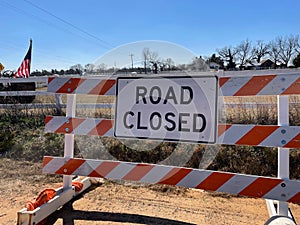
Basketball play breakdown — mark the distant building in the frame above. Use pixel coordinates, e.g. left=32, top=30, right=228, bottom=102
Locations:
left=209, top=62, right=222, bottom=70
left=237, top=59, right=275, bottom=70
left=259, top=59, right=274, bottom=69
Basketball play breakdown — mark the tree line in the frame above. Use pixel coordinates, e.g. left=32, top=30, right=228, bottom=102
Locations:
left=1, top=34, right=299, bottom=78
left=214, top=34, right=300, bottom=70
left=66, top=34, right=300, bottom=74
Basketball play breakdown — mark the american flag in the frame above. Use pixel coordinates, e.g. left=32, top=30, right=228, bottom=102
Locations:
left=14, top=39, right=32, bottom=78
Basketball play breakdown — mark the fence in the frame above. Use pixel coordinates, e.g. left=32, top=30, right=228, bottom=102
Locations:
left=15, top=70, right=300, bottom=224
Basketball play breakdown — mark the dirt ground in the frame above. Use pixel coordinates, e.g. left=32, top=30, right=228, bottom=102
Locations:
left=0, top=158, right=299, bottom=225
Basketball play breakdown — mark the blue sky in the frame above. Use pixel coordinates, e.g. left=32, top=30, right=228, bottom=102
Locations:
left=0, top=0, right=299, bottom=71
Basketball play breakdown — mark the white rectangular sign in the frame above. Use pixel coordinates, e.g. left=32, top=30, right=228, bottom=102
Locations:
left=114, top=76, right=218, bottom=143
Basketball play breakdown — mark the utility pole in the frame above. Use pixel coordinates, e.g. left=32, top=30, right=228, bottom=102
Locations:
left=129, top=53, right=134, bottom=70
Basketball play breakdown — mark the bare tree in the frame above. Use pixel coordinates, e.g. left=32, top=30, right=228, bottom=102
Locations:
left=165, top=58, right=174, bottom=70
left=84, top=63, right=95, bottom=72
left=276, top=35, right=299, bottom=67
left=236, top=39, right=253, bottom=68
left=70, top=64, right=83, bottom=74
left=252, top=40, right=270, bottom=63
left=217, top=46, right=238, bottom=69
left=296, top=39, right=300, bottom=54
left=96, top=63, right=107, bottom=73
left=142, top=48, right=151, bottom=74
left=142, top=48, right=159, bottom=74
left=268, top=40, right=281, bottom=68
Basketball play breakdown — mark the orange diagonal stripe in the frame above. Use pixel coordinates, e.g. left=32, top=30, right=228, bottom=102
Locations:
left=158, top=168, right=192, bottom=185
left=48, top=77, right=55, bottom=84
left=56, top=158, right=86, bottom=175
left=218, top=124, right=231, bottom=137
left=288, top=192, right=300, bottom=204
left=234, top=75, right=276, bottom=96
left=89, top=79, right=116, bottom=95
left=239, top=177, right=282, bottom=198
left=88, top=119, right=113, bottom=136
left=284, top=133, right=300, bottom=148
left=123, top=164, right=155, bottom=181
left=235, top=126, right=278, bottom=146
left=43, top=156, right=53, bottom=167
left=282, top=77, right=300, bottom=95
left=56, top=78, right=83, bottom=93
left=56, top=118, right=85, bottom=134
left=45, top=116, right=54, bottom=124
left=196, top=172, right=234, bottom=191
left=89, top=161, right=120, bottom=178
left=219, top=77, right=230, bottom=87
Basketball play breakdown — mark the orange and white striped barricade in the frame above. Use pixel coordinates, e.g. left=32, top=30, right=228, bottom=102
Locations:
left=18, top=72, right=300, bottom=224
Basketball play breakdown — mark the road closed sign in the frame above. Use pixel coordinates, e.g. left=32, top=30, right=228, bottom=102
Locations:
left=114, top=76, right=218, bottom=143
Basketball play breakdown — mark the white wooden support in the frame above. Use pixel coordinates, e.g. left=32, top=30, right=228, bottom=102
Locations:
left=276, top=95, right=290, bottom=216
left=266, top=96, right=291, bottom=218
left=63, top=94, right=77, bottom=190
left=17, top=177, right=92, bottom=225
left=17, top=188, right=75, bottom=225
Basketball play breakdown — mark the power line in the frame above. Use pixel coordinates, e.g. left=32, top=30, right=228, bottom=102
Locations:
left=22, top=0, right=113, bottom=50
left=0, top=0, right=96, bottom=47
left=1, top=0, right=115, bottom=68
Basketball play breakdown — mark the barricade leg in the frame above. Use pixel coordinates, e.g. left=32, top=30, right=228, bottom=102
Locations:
left=276, top=95, right=289, bottom=216
left=63, top=94, right=77, bottom=189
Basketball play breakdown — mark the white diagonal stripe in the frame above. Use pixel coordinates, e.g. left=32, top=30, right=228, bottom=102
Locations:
left=73, top=118, right=101, bottom=135
left=140, top=165, right=174, bottom=183
left=48, top=78, right=70, bottom=93
left=105, top=83, right=116, bottom=95
left=105, top=162, right=136, bottom=180
left=74, top=79, right=102, bottom=94
left=45, top=117, right=66, bottom=133
left=43, top=157, right=65, bottom=173
left=259, top=126, right=299, bottom=147
left=218, top=125, right=254, bottom=145
left=217, top=174, right=257, bottom=194
left=263, top=179, right=300, bottom=202
left=72, top=160, right=103, bottom=175
left=103, top=127, right=114, bottom=137
left=177, top=169, right=212, bottom=188
left=258, top=74, right=299, bottom=95
left=220, top=76, right=252, bottom=96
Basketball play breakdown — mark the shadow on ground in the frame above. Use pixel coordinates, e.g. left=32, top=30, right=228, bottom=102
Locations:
left=46, top=202, right=195, bottom=225
left=45, top=191, right=195, bottom=225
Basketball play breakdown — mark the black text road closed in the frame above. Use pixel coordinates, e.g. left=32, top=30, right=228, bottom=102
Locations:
left=114, top=76, right=218, bottom=143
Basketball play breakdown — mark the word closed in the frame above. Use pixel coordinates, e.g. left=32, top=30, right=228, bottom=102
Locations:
left=114, top=76, right=218, bottom=143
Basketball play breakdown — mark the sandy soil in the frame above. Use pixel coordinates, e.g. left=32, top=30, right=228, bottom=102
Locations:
left=0, top=159, right=299, bottom=225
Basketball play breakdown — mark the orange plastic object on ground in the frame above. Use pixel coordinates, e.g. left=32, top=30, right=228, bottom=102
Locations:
left=25, top=189, right=56, bottom=211
left=72, top=181, right=84, bottom=192
left=24, top=182, right=83, bottom=224
left=25, top=189, right=56, bottom=225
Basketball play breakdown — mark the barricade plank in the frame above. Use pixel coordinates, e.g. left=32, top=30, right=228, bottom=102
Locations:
left=219, top=73, right=300, bottom=96
left=45, top=116, right=300, bottom=148
left=42, top=156, right=300, bottom=204
left=47, top=74, right=300, bottom=96
left=47, top=77, right=116, bottom=95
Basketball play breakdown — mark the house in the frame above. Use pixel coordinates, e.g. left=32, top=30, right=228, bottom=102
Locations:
left=259, top=59, right=274, bottom=69
left=209, top=62, right=222, bottom=70
left=237, top=59, right=275, bottom=70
